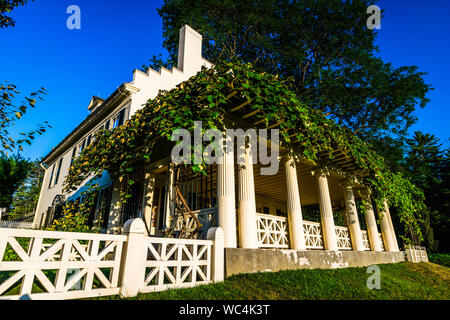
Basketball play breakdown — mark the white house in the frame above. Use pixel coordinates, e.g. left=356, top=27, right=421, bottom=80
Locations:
left=33, top=25, right=212, bottom=231
left=33, top=25, right=402, bottom=263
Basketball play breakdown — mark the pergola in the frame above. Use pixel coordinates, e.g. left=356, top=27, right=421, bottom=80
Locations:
left=115, top=88, right=400, bottom=254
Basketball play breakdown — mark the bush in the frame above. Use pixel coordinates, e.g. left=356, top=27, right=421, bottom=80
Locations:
left=428, top=253, right=450, bottom=267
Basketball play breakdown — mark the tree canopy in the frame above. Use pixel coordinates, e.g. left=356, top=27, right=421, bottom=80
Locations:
left=0, top=0, right=32, bottom=28
left=154, top=0, right=431, bottom=155
left=0, top=155, right=30, bottom=209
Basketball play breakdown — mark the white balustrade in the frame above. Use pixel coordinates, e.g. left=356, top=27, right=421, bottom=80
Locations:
left=256, top=213, right=289, bottom=249
left=360, top=230, right=371, bottom=251
left=405, top=245, right=428, bottom=263
left=0, top=221, right=34, bottom=229
left=378, top=233, right=385, bottom=251
left=303, top=221, right=324, bottom=250
left=335, top=226, right=352, bottom=250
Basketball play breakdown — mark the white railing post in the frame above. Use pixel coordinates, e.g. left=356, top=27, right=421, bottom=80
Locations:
left=207, top=227, right=224, bottom=283
left=119, top=218, right=147, bottom=298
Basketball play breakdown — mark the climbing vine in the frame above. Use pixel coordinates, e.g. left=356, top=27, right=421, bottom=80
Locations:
left=60, top=59, right=424, bottom=243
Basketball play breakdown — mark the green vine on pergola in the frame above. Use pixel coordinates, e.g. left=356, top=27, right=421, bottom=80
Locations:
left=60, top=59, right=424, bottom=243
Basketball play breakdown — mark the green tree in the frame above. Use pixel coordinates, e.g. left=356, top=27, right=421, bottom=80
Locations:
left=404, top=132, right=449, bottom=252
left=9, top=158, right=43, bottom=218
left=0, top=155, right=30, bottom=210
left=0, top=0, right=33, bottom=28
left=1, top=1, right=49, bottom=156
left=155, top=0, right=431, bottom=159
left=0, top=83, right=49, bottom=156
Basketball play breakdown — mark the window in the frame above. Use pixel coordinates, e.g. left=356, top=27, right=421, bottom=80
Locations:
left=79, top=139, right=86, bottom=154
left=86, top=134, right=92, bottom=146
left=53, top=158, right=63, bottom=186
left=104, top=119, right=110, bottom=131
left=263, top=207, right=270, bottom=215
left=70, top=147, right=77, bottom=166
left=48, top=163, right=55, bottom=189
left=113, top=108, right=126, bottom=129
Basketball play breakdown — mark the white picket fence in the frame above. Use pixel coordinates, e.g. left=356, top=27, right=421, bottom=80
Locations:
left=0, top=219, right=224, bottom=300
left=0, top=221, right=34, bottom=229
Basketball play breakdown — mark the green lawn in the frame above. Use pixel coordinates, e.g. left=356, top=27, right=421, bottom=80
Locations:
left=94, top=262, right=450, bottom=300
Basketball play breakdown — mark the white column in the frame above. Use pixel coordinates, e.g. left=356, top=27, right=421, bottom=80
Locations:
left=163, top=164, right=176, bottom=231
left=285, top=156, right=306, bottom=250
left=361, top=191, right=382, bottom=251
left=237, top=143, right=258, bottom=249
left=377, top=200, right=396, bottom=252
left=217, top=136, right=237, bottom=248
left=383, top=199, right=400, bottom=252
left=342, top=184, right=364, bottom=251
left=315, top=170, right=338, bottom=251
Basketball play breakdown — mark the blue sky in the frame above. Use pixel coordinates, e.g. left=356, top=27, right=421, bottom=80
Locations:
left=1, top=0, right=449, bottom=161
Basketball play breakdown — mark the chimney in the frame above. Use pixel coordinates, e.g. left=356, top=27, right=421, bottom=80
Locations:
left=177, top=25, right=203, bottom=75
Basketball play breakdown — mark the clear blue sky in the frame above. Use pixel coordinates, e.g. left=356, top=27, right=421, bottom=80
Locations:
left=1, top=0, right=449, bottom=161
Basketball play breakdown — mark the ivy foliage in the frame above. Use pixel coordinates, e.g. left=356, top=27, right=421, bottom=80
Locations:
left=62, top=59, right=424, bottom=242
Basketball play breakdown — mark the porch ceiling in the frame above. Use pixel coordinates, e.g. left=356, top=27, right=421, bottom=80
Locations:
left=251, top=162, right=348, bottom=208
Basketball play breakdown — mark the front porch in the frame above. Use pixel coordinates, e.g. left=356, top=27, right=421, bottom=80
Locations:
left=107, top=148, right=399, bottom=255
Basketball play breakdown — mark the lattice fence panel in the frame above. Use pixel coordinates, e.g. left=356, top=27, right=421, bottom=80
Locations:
left=0, top=228, right=126, bottom=300
left=360, top=230, right=371, bottom=251
left=335, top=226, right=352, bottom=250
left=256, top=214, right=289, bottom=249
left=140, top=237, right=212, bottom=293
left=303, top=221, right=324, bottom=250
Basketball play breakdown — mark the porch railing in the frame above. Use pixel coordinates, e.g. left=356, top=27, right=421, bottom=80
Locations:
left=303, top=221, right=324, bottom=250
left=256, top=213, right=289, bottom=249
left=0, top=221, right=34, bottom=229
left=379, top=233, right=385, bottom=251
left=335, top=226, right=352, bottom=250
left=360, top=230, right=371, bottom=251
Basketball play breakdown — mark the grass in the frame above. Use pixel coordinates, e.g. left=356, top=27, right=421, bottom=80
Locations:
left=93, top=262, right=450, bottom=300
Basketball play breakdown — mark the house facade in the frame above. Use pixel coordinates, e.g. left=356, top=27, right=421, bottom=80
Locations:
left=33, top=25, right=212, bottom=231
left=33, top=25, right=401, bottom=258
